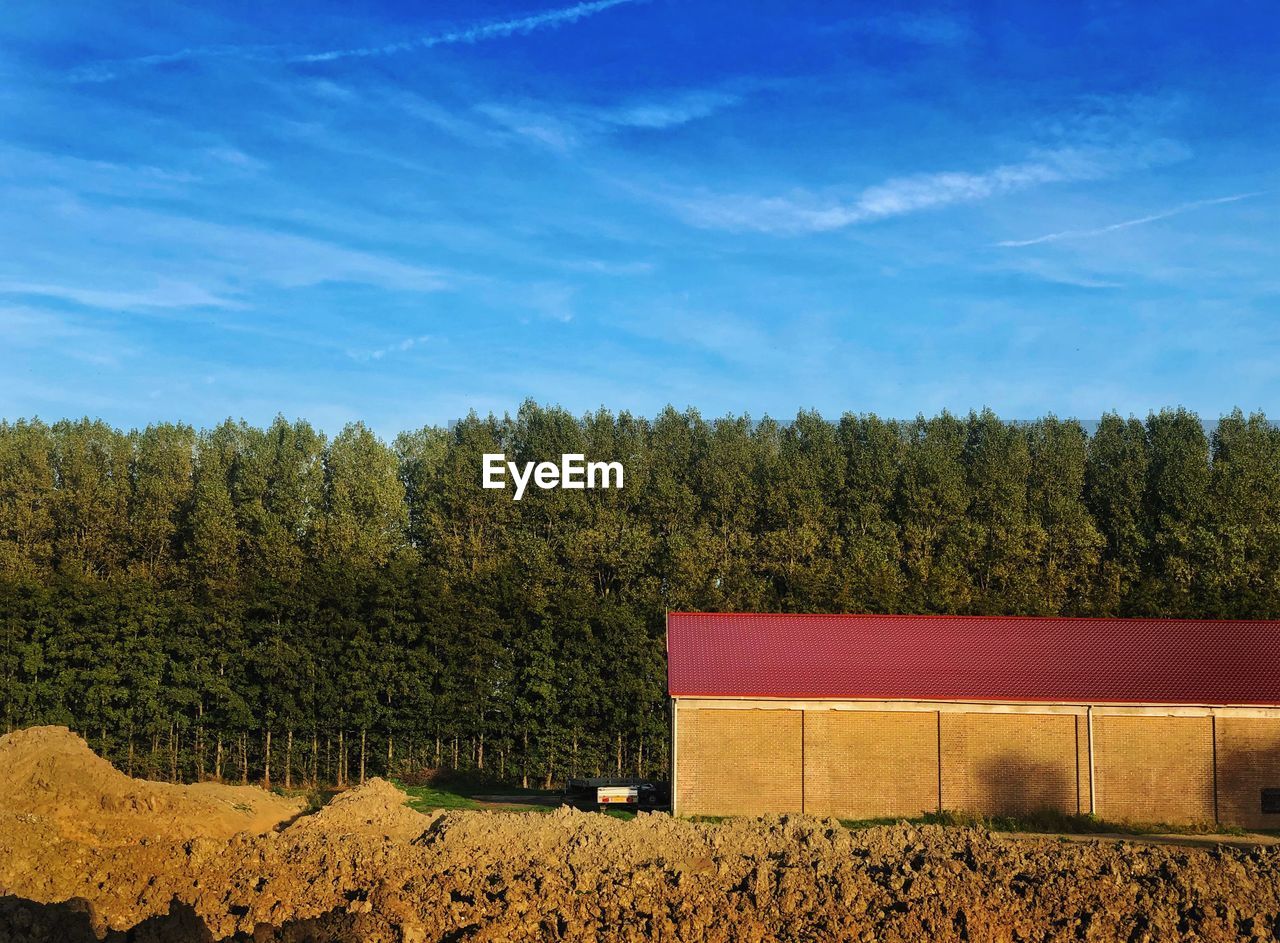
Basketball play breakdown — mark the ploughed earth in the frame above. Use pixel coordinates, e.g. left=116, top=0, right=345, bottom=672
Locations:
left=3, top=727, right=1280, bottom=942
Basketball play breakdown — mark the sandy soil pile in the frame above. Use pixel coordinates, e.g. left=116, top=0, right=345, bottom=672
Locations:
left=291, top=776, right=436, bottom=842
left=0, top=726, right=303, bottom=846
left=3, top=727, right=1280, bottom=942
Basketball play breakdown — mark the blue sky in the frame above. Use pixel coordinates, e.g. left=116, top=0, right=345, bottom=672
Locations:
left=2, top=1, right=1278, bottom=435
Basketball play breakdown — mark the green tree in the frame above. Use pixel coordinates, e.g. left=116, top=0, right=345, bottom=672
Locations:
left=1204, top=410, right=1280, bottom=617
left=835, top=414, right=905, bottom=612
left=1027, top=417, right=1103, bottom=615
left=1086, top=414, right=1149, bottom=614
left=0, top=420, right=56, bottom=581
left=896, top=413, right=970, bottom=612
left=1143, top=409, right=1211, bottom=615
left=128, top=423, right=195, bottom=582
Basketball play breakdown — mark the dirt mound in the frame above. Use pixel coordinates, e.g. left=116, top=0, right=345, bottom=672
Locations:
left=4, top=728, right=1280, bottom=940
left=0, top=726, right=303, bottom=846
left=290, top=777, right=432, bottom=841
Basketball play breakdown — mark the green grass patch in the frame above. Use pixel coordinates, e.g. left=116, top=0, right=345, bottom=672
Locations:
left=397, top=783, right=485, bottom=813
left=393, top=780, right=559, bottom=814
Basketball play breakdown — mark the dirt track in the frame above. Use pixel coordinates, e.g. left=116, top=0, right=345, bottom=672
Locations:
left=3, top=727, right=1280, bottom=942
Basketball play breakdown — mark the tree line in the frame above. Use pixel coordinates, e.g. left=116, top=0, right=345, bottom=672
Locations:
left=1, top=405, right=1278, bottom=790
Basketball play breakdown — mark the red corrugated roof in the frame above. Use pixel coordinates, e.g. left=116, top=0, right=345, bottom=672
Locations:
left=667, top=612, right=1280, bottom=706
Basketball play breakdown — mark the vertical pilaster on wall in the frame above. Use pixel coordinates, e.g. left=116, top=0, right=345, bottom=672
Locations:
left=936, top=710, right=943, bottom=812
left=670, top=698, right=678, bottom=817
left=1074, top=715, right=1082, bottom=814
left=800, top=710, right=806, bottom=814
left=667, top=613, right=676, bottom=817
left=1086, top=706, right=1096, bottom=816
left=1211, top=713, right=1219, bottom=825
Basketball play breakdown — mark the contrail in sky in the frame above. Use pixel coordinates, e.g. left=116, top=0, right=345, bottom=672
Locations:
left=290, top=0, right=639, bottom=63
left=997, top=192, right=1266, bottom=247
left=71, top=0, right=639, bottom=82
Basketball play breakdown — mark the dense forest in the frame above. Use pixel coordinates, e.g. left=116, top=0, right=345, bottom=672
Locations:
left=2, top=404, right=1279, bottom=791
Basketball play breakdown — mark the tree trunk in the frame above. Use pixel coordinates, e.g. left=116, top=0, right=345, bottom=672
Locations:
left=637, top=733, right=643, bottom=776
left=196, top=701, right=205, bottom=780
left=359, top=728, right=367, bottom=785
left=616, top=732, right=622, bottom=776
left=521, top=730, right=529, bottom=790
left=337, top=730, right=345, bottom=788
left=477, top=732, right=484, bottom=771
left=240, top=733, right=248, bottom=785
left=215, top=734, right=222, bottom=781
left=263, top=728, right=272, bottom=789
left=434, top=735, right=441, bottom=769
left=285, top=729, right=293, bottom=790
left=387, top=732, right=394, bottom=779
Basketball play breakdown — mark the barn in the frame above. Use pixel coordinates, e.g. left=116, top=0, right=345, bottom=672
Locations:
left=667, top=612, right=1280, bottom=828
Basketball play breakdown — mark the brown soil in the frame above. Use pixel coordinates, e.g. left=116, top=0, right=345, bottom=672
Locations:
left=3, top=727, right=1280, bottom=942
left=0, top=726, right=303, bottom=846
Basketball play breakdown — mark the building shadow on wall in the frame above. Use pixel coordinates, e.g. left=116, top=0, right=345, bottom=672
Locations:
left=0, top=895, right=386, bottom=943
left=975, top=753, right=1077, bottom=819
left=1216, top=742, right=1280, bottom=827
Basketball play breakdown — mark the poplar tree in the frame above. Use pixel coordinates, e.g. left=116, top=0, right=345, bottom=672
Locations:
left=1144, top=408, right=1211, bottom=616
left=1085, top=414, right=1149, bottom=614
left=1205, top=410, right=1280, bottom=616
left=896, top=413, right=970, bottom=612
left=1027, top=417, right=1102, bottom=615
left=0, top=420, right=56, bottom=581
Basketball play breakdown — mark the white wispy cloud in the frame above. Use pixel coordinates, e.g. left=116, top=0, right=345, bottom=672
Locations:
left=475, top=85, right=743, bottom=152
left=995, top=192, right=1266, bottom=247
left=0, top=279, right=244, bottom=310
left=665, top=140, right=1188, bottom=234
left=561, top=258, right=655, bottom=275
left=595, top=89, right=743, bottom=129
left=0, top=305, right=135, bottom=366
left=476, top=104, right=581, bottom=152
left=348, top=334, right=432, bottom=362
left=72, top=0, right=639, bottom=82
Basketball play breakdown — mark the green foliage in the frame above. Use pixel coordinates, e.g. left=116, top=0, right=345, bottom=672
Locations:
left=0, top=404, right=1274, bottom=787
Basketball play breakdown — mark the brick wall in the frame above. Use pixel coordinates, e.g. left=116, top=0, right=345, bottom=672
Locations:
left=675, top=705, right=801, bottom=815
left=803, top=710, right=938, bottom=819
left=940, top=712, right=1080, bottom=816
left=1091, top=715, right=1215, bottom=824
left=674, top=700, right=1280, bottom=827
left=1215, top=717, right=1280, bottom=830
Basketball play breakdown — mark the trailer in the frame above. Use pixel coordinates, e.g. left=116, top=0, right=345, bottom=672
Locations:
left=562, top=777, right=669, bottom=812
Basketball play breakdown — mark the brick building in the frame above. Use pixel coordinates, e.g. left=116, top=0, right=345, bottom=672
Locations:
left=667, top=612, right=1280, bottom=828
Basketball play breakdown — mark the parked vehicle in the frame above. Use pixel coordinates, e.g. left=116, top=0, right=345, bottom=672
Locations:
left=562, top=777, right=669, bottom=812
